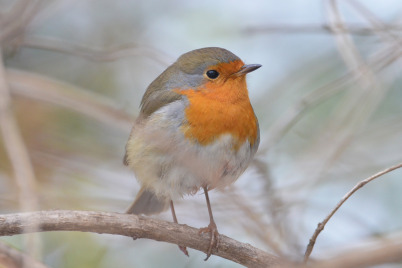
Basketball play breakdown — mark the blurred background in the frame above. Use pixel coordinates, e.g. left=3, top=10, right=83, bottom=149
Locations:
left=0, top=0, right=402, bottom=267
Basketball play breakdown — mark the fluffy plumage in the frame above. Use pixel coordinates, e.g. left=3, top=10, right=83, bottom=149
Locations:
left=124, top=47, right=260, bottom=215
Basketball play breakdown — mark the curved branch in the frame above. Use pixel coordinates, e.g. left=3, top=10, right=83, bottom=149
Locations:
left=0, top=50, right=42, bottom=260
left=5, top=69, right=133, bottom=131
left=244, top=24, right=402, bottom=35
left=0, top=210, right=283, bottom=268
left=304, top=162, right=402, bottom=262
left=20, top=36, right=174, bottom=66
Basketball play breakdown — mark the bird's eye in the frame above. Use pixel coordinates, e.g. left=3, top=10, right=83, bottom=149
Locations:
left=206, top=70, right=219, bottom=79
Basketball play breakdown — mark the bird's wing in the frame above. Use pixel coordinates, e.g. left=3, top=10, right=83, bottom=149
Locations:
left=123, top=89, right=184, bottom=166
left=140, top=89, right=183, bottom=117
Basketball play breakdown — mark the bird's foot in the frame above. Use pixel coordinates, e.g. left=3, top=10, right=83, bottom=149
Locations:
left=198, top=221, right=220, bottom=261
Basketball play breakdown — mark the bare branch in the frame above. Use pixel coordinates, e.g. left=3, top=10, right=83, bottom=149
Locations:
left=226, top=189, right=283, bottom=255
left=0, top=0, right=43, bottom=44
left=244, top=24, right=402, bottom=35
left=0, top=210, right=284, bottom=268
left=303, top=162, right=402, bottom=262
left=261, top=44, right=401, bottom=152
left=347, top=0, right=402, bottom=45
left=5, top=68, right=133, bottom=131
left=328, top=0, right=365, bottom=72
left=20, top=35, right=174, bottom=66
left=297, top=0, right=388, bottom=187
left=260, top=2, right=402, bottom=153
left=0, top=51, right=41, bottom=260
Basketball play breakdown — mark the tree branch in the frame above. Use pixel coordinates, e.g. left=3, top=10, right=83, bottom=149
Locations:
left=244, top=24, right=402, bottom=35
left=20, top=36, right=174, bottom=66
left=5, top=68, right=133, bottom=131
left=304, top=162, right=402, bottom=262
left=0, top=210, right=283, bottom=268
left=0, top=50, right=42, bottom=261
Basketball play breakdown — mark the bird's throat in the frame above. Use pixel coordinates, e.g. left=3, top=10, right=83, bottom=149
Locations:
left=174, top=83, right=258, bottom=150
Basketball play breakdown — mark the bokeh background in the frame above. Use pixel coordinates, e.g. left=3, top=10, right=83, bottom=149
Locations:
left=1, top=0, right=402, bottom=267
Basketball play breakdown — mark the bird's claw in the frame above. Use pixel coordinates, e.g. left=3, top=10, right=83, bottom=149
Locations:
left=178, top=245, right=189, bottom=257
left=198, top=221, right=220, bottom=260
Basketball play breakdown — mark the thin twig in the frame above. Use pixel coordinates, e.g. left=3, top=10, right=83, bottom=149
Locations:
left=296, top=0, right=386, bottom=186
left=0, top=210, right=284, bottom=268
left=260, top=44, right=401, bottom=152
left=0, top=0, right=43, bottom=44
left=0, top=50, right=41, bottom=262
left=303, top=162, right=402, bottom=262
left=227, top=189, right=283, bottom=255
left=347, top=0, right=402, bottom=45
left=5, top=68, right=133, bottom=131
left=259, top=2, right=402, bottom=153
left=328, top=0, right=365, bottom=72
left=20, top=35, right=173, bottom=66
left=244, top=24, right=402, bottom=35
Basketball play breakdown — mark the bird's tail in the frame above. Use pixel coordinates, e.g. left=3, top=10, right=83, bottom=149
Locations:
left=126, top=186, right=170, bottom=215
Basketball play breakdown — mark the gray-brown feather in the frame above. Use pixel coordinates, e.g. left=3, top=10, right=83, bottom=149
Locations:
left=177, top=47, right=240, bottom=74
left=126, top=187, right=170, bottom=215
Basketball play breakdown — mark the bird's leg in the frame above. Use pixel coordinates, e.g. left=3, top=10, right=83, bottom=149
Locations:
left=198, top=186, right=220, bottom=261
left=170, top=200, right=189, bottom=256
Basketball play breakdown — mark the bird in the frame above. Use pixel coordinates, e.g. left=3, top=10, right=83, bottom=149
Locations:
left=124, top=47, right=260, bottom=260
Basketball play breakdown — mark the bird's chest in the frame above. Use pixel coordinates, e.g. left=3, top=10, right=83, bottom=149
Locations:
left=179, top=95, right=258, bottom=151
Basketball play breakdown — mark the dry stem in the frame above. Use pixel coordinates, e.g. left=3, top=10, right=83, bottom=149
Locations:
left=0, top=210, right=283, bottom=268
left=304, top=162, right=402, bottom=262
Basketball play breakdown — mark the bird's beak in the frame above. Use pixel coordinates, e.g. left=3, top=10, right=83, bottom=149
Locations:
left=232, top=64, right=262, bottom=77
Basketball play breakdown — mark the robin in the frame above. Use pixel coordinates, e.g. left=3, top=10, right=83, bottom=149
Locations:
left=124, top=47, right=260, bottom=260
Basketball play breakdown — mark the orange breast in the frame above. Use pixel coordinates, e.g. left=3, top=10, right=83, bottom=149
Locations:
left=174, top=76, right=258, bottom=151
